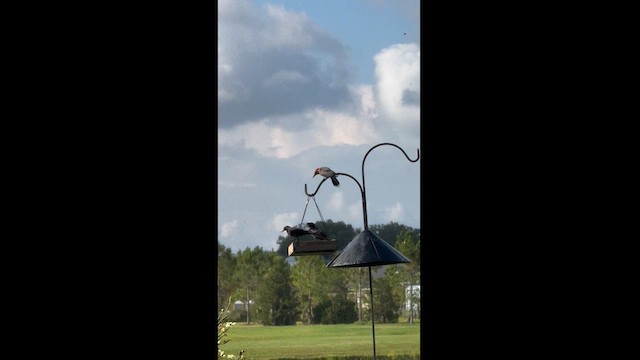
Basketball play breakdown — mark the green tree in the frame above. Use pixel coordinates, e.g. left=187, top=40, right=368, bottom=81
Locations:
left=315, top=265, right=357, bottom=324
left=369, top=221, right=419, bottom=248
left=233, top=246, right=269, bottom=324
left=396, top=230, right=420, bottom=323
left=292, top=256, right=332, bottom=324
left=372, top=273, right=402, bottom=323
left=218, top=243, right=237, bottom=310
left=254, top=253, right=299, bottom=325
left=313, top=297, right=357, bottom=324
left=379, top=265, right=403, bottom=311
left=318, top=219, right=359, bottom=252
left=344, top=267, right=366, bottom=323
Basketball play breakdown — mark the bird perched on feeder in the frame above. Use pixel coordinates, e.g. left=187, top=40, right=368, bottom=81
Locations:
left=313, top=167, right=340, bottom=187
left=310, top=230, right=331, bottom=241
left=306, top=222, right=331, bottom=241
left=282, top=225, right=312, bottom=240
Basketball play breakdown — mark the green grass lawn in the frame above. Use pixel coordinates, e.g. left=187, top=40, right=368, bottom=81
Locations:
left=219, top=322, right=420, bottom=360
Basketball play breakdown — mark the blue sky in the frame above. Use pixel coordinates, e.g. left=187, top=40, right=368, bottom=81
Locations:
left=218, top=0, right=420, bottom=252
left=265, top=0, right=420, bottom=84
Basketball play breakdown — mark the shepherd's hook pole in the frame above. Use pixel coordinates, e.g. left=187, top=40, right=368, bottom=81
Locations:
left=361, top=143, right=420, bottom=230
left=305, top=142, right=419, bottom=360
left=360, top=143, right=419, bottom=360
left=369, top=266, right=376, bottom=359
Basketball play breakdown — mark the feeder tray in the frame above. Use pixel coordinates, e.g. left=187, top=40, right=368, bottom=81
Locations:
left=288, top=239, right=337, bottom=256
left=286, top=194, right=336, bottom=256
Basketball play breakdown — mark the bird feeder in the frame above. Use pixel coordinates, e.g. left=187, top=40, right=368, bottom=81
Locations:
left=287, top=191, right=337, bottom=256
left=287, top=238, right=336, bottom=256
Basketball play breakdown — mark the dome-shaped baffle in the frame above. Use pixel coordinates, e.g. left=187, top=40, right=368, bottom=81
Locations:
left=326, top=229, right=411, bottom=268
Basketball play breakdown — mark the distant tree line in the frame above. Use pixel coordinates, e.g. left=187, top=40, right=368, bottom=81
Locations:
left=217, top=221, right=420, bottom=325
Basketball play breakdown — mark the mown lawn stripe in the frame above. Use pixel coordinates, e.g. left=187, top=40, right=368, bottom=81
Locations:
left=220, top=323, right=420, bottom=359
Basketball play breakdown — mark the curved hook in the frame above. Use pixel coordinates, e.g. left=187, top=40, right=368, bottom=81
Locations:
left=305, top=177, right=329, bottom=197
left=304, top=172, right=365, bottom=197
left=335, top=172, right=365, bottom=195
left=362, top=143, right=419, bottom=169
left=360, top=143, right=420, bottom=230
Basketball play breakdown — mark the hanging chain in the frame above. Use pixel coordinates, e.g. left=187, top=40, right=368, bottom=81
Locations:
left=312, top=196, right=325, bottom=223
left=299, top=195, right=326, bottom=232
left=299, top=196, right=311, bottom=227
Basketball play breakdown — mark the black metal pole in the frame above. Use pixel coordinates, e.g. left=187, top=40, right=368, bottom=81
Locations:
left=306, top=143, right=419, bottom=360
left=360, top=143, right=418, bottom=360
left=369, top=266, right=376, bottom=360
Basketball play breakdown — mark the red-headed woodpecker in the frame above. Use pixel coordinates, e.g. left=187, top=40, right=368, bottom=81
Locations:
left=313, top=167, right=339, bottom=187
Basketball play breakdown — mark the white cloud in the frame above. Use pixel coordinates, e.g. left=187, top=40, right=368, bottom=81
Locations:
left=218, top=1, right=421, bottom=158
left=348, top=200, right=364, bottom=223
left=384, top=202, right=404, bottom=222
left=221, top=220, right=239, bottom=238
left=219, top=41, right=421, bottom=161
left=217, top=1, right=421, bottom=253
left=263, top=4, right=316, bottom=48
left=349, top=84, right=378, bottom=118
left=308, top=109, right=379, bottom=147
left=218, top=120, right=301, bottom=159
left=374, top=43, right=420, bottom=128
left=327, top=191, right=344, bottom=212
left=271, top=212, right=300, bottom=232
left=218, top=109, right=379, bottom=159
left=218, top=0, right=350, bottom=126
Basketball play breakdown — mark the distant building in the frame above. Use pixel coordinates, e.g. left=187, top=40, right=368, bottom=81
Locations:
left=404, top=285, right=420, bottom=311
left=233, top=300, right=254, bottom=311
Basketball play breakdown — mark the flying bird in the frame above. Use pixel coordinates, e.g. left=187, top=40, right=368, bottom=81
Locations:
left=313, top=167, right=340, bottom=187
left=282, top=225, right=312, bottom=240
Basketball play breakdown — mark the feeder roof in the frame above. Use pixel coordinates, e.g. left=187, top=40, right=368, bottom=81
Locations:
left=326, top=229, right=411, bottom=268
